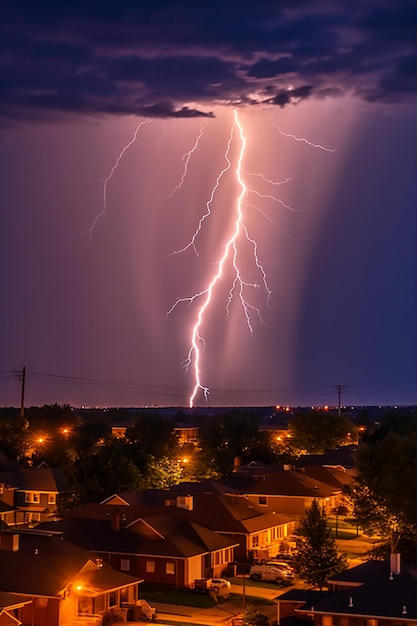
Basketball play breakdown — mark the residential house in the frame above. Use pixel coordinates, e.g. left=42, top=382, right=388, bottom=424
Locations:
left=0, top=528, right=145, bottom=626
left=38, top=503, right=239, bottom=588
left=172, top=423, right=199, bottom=446
left=0, top=466, right=72, bottom=525
left=103, top=487, right=298, bottom=563
left=276, top=559, right=417, bottom=626
left=222, top=468, right=345, bottom=515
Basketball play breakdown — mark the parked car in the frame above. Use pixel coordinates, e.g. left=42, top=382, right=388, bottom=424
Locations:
left=265, top=560, right=295, bottom=574
left=273, top=553, right=295, bottom=562
left=249, top=563, right=294, bottom=585
left=193, top=578, right=231, bottom=593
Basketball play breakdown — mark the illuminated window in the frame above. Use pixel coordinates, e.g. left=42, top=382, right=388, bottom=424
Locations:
left=25, top=492, right=41, bottom=504
left=48, top=494, right=56, bottom=505
left=146, top=561, right=155, bottom=573
left=166, top=562, right=175, bottom=575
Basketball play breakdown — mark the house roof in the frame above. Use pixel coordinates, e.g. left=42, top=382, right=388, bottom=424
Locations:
left=39, top=506, right=239, bottom=559
left=55, top=490, right=296, bottom=550
left=280, top=561, right=417, bottom=622
left=0, top=593, right=31, bottom=609
left=222, top=470, right=339, bottom=498
left=0, top=468, right=69, bottom=493
left=0, top=503, right=15, bottom=514
left=188, top=493, right=296, bottom=534
left=299, top=466, right=356, bottom=489
left=309, top=569, right=417, bottom=620
left=0, top=531, right=141, bottom=597
left=102, top=480, right=239, bottom=505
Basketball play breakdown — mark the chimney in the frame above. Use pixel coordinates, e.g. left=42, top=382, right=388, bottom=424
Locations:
left=390, top=552, right=401, bottom=575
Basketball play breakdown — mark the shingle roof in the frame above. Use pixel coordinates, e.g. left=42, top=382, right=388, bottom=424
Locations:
left=60, top=493, right=293, bottom=537
left=310, top=569, right=417, bottom=620
left=104, top=480, right=239, bottom=506
left=0, top=593, right=31, bottom=609
left=222, top=470, right=339, bottom=498
left=328, top=559, right=390, bottom=583
left=0, top=468, right=69, bottom=493
left=300, top=466, right=356, bottom=489
left=280, top=561, right=417, bottom=622
left=0, top=531, right=140, bottom=597
left=39, top=507, right=239, bottom=560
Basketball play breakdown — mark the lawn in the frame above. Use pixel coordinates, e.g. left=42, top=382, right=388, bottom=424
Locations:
left=140, top=584, right=216, bottom=608
left=327, top=515, right=360, bottom=540
left=140, top=582, right=274, bottom=608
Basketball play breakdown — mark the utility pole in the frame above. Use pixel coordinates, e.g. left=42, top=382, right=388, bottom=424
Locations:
left=15, top=366, right=26, bottom=418
left=334, top=384, right=346, bottom=415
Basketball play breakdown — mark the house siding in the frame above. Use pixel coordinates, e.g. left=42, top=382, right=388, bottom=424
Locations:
left=20, top=598, right=60, bottom=626
left=109, top=553, right=186, bottom=587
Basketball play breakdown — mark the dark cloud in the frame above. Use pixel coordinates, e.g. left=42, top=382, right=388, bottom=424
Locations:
left=1, top=0, right=417, bottom=122
left=136, top=102, right=215, bottom=118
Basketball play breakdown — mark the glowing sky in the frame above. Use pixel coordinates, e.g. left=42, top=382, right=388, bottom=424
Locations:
left=1, top=1, right=417, bottom=408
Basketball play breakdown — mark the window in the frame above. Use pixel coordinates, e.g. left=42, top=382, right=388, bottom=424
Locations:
left=252, top=535, right=259, bottom=548
left=146, top=561, right=155, bottom=573
left=25, top=492, right=40, bottom=504
left=121, top=559, right=130, bottom=572
left=48, top=494, right=56, bottom=505
left=165, top=562, right=175, bottom=575
left=37, top=598, right=48, bottom=608
left=258, top=496, right=267, bottom=506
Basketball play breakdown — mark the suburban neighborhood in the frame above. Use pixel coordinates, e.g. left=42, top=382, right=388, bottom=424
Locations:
left=0, top=404, right=415, bottom=626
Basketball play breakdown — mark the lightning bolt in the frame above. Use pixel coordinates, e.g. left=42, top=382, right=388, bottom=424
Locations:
left=165, top=120, right=207, bottom=199
left=272, top=122, right=335, bottom=152
left=84, top=119, right=151, bottom=236
left=168, top=109, right=274, bottom=408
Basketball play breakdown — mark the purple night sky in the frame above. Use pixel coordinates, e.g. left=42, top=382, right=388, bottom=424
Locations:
left=1, top=1, right=417, bottom=408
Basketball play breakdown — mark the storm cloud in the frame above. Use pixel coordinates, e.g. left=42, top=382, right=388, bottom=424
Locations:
left=1, top=0, right=417, bottom=122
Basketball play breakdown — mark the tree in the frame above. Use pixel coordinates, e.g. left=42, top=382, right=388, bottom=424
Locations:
left=347, top=412, right=417, bottom=558
left=138, top=456, right=184, bottom=489
left=295, top=499, right=347, bottom=590
left=68, top=438, right=142, bottom=505
left=0, top=411, right=30, bottom=461
left=289, top=410, right=356, bottom=453
left=242, top=606, right=272, bottom=626
left=197, top=409, right=264, bottom=474
left=125, top=411, right=179, bottom=460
